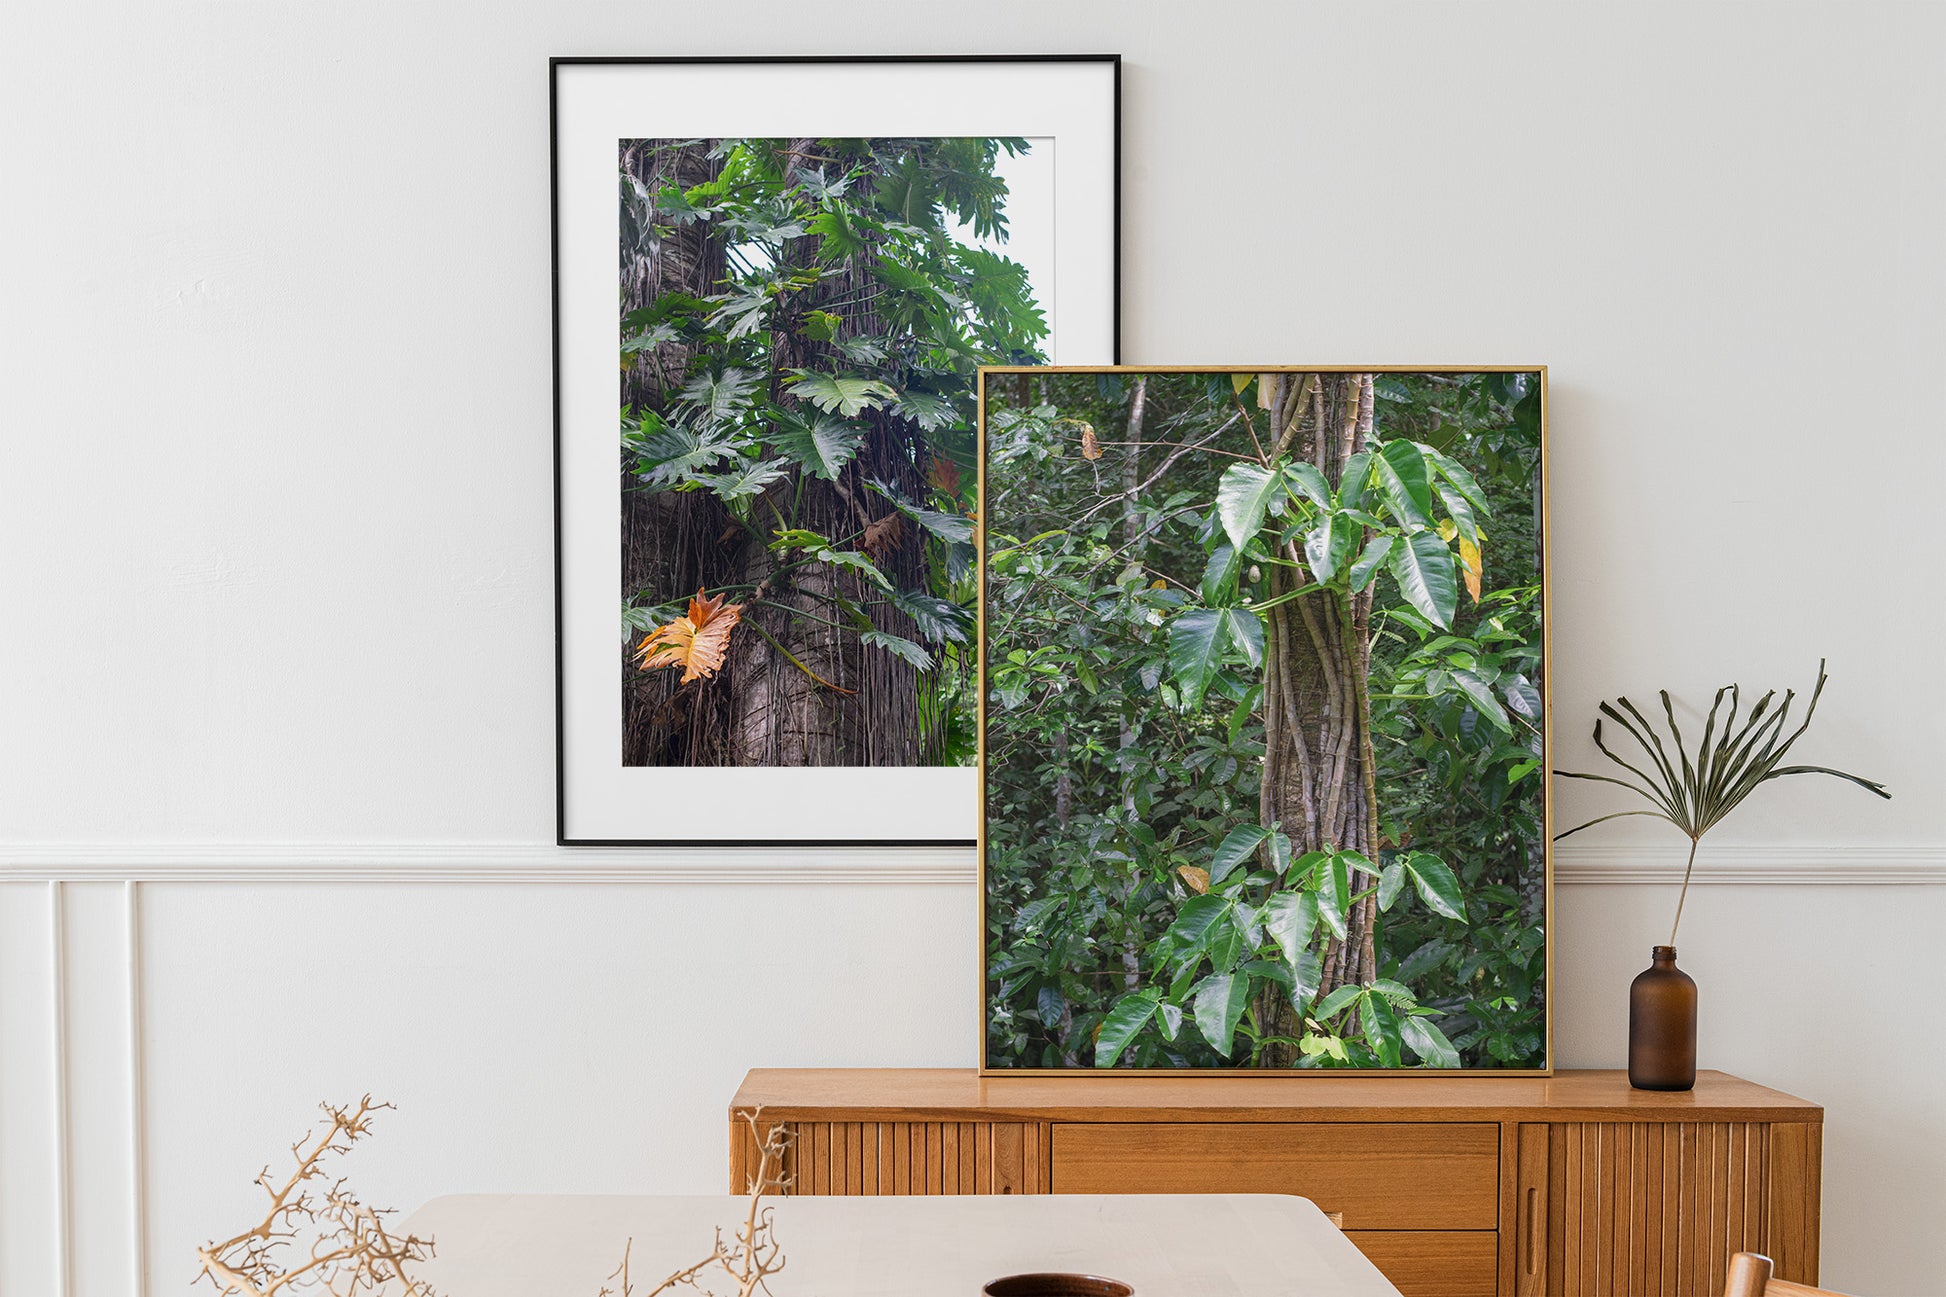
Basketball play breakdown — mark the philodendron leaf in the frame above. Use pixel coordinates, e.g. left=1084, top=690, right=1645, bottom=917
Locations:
left=1390, top=530, right=1458, bottom=629
left=859, top=630, right=933, bottom=671
left=1193, top=974, right=1251, bottom=1057
left=1210, top=824, right=1273, bottom=885
left=772, top=412, right=864, bottom=480
left=1403, top=852, right=1467, bottom=921
left=1094, top=990, right=1161, bottom=1067
left=1216, top=461, right=1284, bottom=549
left=786, top=371, right=897, bottom=418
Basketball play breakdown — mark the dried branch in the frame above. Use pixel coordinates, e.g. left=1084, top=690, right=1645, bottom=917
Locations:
left=194, top=1097, right=438, bottom=1297
left=602, top=1111, right=795, bottom=1297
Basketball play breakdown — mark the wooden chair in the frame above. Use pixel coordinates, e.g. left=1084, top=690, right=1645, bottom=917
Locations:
left=1724, top=1251, right=1855, bottom=1297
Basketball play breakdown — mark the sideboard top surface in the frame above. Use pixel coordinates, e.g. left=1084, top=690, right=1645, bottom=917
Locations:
left=730, top=1068, right=1820, bottom=1125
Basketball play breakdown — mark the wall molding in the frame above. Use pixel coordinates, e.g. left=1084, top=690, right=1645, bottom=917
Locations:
left=0, top=843, right=977, bottom=883
left=0, top=842, right=1941, bottom=884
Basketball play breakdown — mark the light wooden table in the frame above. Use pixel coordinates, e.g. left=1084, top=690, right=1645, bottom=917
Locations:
left=397, top=1192, right=1403, bottom=1296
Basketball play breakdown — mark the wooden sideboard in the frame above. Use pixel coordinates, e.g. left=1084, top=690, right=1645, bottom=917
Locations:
left=729, top=1068, right=1822, bottom=1297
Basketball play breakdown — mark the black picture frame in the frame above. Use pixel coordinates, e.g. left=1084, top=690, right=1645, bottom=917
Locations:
left=552, top=55, right=1122, bottom=846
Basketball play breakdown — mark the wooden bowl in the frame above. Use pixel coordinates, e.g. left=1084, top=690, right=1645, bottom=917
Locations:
left=982, top=1275, right=1134, bottom=1297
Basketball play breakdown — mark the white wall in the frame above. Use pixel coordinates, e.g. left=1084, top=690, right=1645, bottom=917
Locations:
left=2, top=2, right=1942, bottom=1294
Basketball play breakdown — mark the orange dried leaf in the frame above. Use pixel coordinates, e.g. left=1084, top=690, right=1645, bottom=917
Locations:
left=634, top=588, right=744, bottom=683
left=862, top=513, right=904, bottom=561
left=1079, top=423, right=1103, bottom=460
left=1177, top=865, right=1211, bottom=894
left=929, top=455, right=963, bottom=499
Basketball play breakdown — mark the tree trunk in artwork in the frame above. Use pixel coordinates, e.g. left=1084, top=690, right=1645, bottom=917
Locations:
left=618, top=138, right=930, bottom=768
left=1255, top=372, right=1381, bottom=1066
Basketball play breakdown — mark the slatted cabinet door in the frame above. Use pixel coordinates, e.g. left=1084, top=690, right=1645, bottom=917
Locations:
left=1514, top=1121, right=1822, bottom=1297
left=732, top=1119, right=1049, bottom=1196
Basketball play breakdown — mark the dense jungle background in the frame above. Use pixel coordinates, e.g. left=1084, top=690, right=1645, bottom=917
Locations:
left=617, top=137, right=1043, bottom=767
left=983, top=370, right=1547, bottom=1069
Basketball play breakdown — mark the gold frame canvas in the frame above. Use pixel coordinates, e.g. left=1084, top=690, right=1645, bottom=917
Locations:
left=976, top=366, right=1552, bottom=1076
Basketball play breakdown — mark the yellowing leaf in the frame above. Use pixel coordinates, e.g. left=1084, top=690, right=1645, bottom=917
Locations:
left=1458, top=534, right=1483, bottom=603
left=634, top=588, right=744, bottom=683
left=1177, top=865, right=1211, bottom=894
left=1078, top=422, right=1102, bottom=460
left=1150, top=579, right=1168, bottom=590
left=1437, top=519, right=1457, bottom=542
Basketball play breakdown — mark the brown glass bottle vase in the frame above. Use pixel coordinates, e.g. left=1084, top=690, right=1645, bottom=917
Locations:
left=1628, top=945, right=1696, bottom=1090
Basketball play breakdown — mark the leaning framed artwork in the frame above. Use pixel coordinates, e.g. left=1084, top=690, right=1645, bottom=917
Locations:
left=979, top=367, right=1550, bottom=1072
left=553, top=56, right=1120, bottom=845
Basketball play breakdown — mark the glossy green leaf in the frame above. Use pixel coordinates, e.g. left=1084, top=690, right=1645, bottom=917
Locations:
left=1303, top=512, right=1359, bottom=584
left=1347, top=535, right=1397, bottom=593
left=1164, top=893, right=1233, bottom=956
left=1216, top=461, right=1283, bottom=548
left=1400, top=1015, right=1461, bottom=1069
left=1283, top=462, right=1333, bottom=509
left=1210, top=825, right=1273, bottom=884
left=1155, top=1001, right=1184, bottom=1043
left=1389, top=530, right=1458, bottom=629
left=859, top=630, right=933, bottom=671
left=1361, top=991, right=1402, bottom=1067
left=1094, top=990, right=1161, bottom=1067
left=1403, top=852, right=1467, bottom=921
left=1314, top=984, right=1362, bottom=1020
left=1375, top=441, right=1435, bottom=526
left=1316, top=856, right=1350, bottom=940
left=1193, top=974, right=1251, bottom=1057
left=1264, top=891, right=1319, bottom=966
left=1425, top=445, right=1491, bottom=518
left=1220, top=608, right=1265, bottom=669
left=1167, top=609, right=1230, bottom=711
left=1377, top=861, right=1406, bottom=912
left=772, top=412, right=863, bottom=480
left=787, top=370, right=897, bottom=418
left=1451, top=668, right=1514, bottom=734
left=1200, top=543, right=1241, bottom=606
left=1337, top=450, right=1373, bottom=510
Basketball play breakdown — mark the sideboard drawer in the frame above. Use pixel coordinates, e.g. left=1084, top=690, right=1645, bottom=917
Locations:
left=1050, top=1122, right=1498, bottom=1230
left=1349, top=1231, right=1498, bottom=1297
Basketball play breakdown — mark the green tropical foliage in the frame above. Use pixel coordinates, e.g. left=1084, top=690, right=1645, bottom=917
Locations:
left=619, top=137, right=1045, bottom=767
left=984, top=371, right=1547, bottom=1069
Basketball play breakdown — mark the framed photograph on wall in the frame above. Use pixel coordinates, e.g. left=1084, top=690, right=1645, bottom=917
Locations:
left=979, top=367, right=1550, bottom=1072
left=553, top=56, right=1120, bottom=845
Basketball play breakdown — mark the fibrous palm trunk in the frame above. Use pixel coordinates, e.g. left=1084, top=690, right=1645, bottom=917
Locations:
left=619, top=138, right=931, bottom=769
